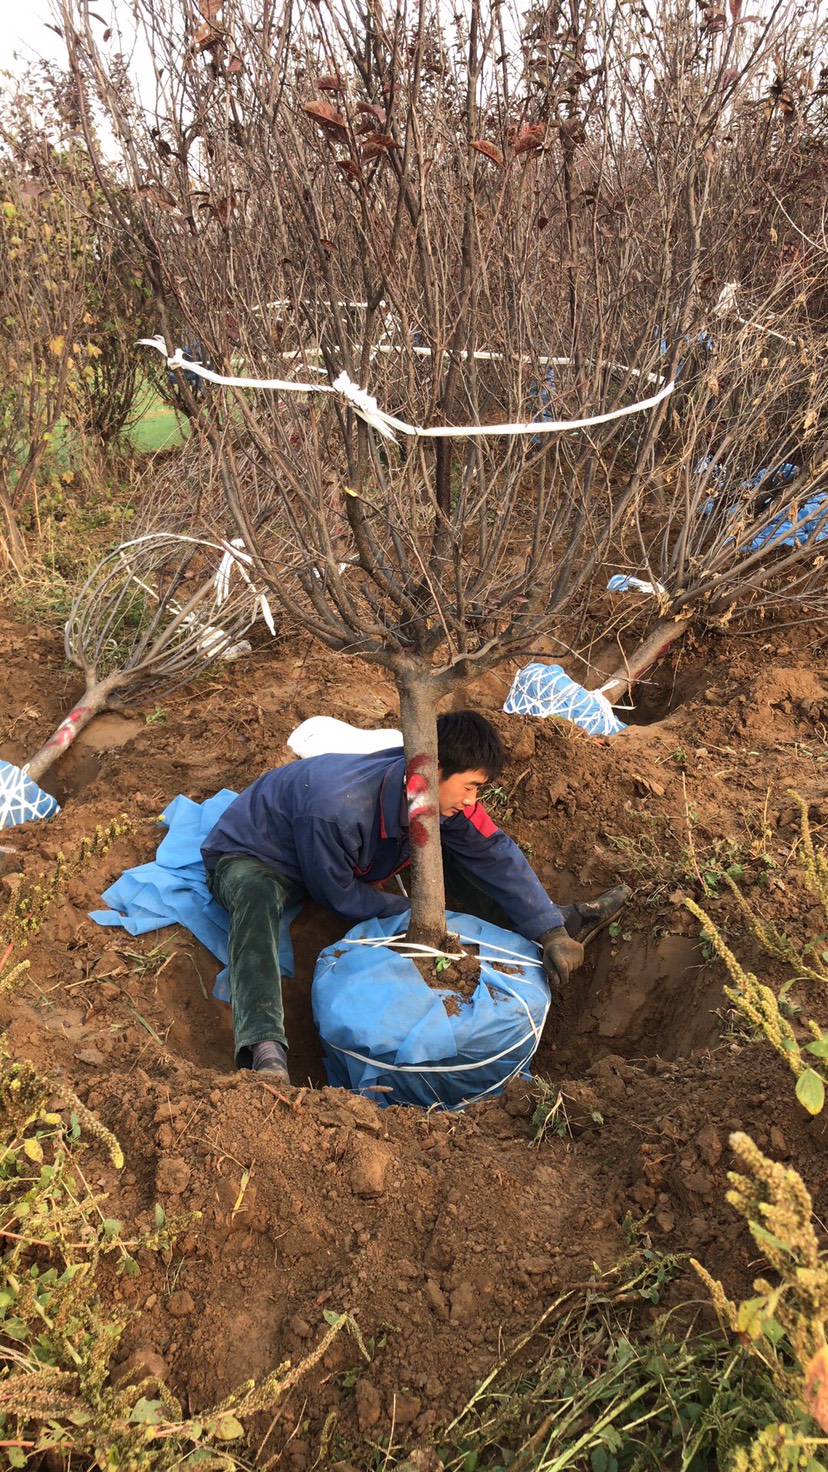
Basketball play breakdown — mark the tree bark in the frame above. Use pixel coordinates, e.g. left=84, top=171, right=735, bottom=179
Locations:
left=596, top=618, right=689, bottom=703
left=397, top=671, right=447, bottom=950
left=25, top=672, right=125, bottom=784
left=0, top=484, right=27, bottom=573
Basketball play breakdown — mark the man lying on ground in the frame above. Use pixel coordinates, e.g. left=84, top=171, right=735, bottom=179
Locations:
left=201, top=710, right=629, bottom=1085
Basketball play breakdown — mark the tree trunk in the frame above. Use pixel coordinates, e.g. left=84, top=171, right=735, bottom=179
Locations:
left=596, top=617, right=688, bottom=703
left=397, top=671, right=447, bottom=950
left=0, top=484, right=27, bottom=573
left=25, top=672, right=124, bottom=783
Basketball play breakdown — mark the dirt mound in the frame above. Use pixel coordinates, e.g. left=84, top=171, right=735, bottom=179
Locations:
left=41, top=1044, right=828, bottom=1457
left=3, top=603, right=828, bottom=1463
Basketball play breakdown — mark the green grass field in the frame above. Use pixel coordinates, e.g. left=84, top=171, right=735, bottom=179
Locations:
left=124, top=380, right=190, bottom=453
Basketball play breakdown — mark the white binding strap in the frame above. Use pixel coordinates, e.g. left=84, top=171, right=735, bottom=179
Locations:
left=140, top=337, right=675, bottom=443
left=335, top=1017, right=548, bottom=1075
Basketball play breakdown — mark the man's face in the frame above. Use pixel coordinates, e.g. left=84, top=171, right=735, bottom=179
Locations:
left=437, top=767, right=489, bottom=818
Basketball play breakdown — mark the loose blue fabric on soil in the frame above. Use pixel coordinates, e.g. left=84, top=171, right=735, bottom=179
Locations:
left=89, top=790, right=298, bottom=997
left=607, top=574, right=663, bottom=596
left=313, top=911, right=550, bottom=1110
left=743, top=494, right=828, bottom=551
left=693, top=459, right=828, bottom=550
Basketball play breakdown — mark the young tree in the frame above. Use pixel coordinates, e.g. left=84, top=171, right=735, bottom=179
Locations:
left=63, top=0, right=788, bottom=944
left=0, top=118, right=91, bottom=566
left=598, top=30, right=828, bottom=701
left=0, top=62, right=151, bottom=567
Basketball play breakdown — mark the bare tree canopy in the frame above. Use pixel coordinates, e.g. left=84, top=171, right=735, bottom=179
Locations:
left=56, top=0, right=826, bottom=938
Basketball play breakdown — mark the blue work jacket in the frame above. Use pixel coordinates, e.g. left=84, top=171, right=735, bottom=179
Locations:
left=201, top=749, right=564, bottom=940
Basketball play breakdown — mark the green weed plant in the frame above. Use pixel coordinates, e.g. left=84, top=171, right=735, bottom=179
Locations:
left=429, top=1249, right=787, bottom=1472
left=694, top=1132, right=828, bottom=1472
left=0, top=813, right=135, bottom=952
left=687, top=793, right=828, bottom=1115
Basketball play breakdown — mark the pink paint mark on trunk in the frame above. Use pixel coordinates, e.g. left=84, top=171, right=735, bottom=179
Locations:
left=42, top=706, right=90, bottom=751
left=406, top=772, right=429, bottom=796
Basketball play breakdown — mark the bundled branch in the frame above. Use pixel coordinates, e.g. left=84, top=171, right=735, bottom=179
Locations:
left=25, top=532, right=267, bottom=784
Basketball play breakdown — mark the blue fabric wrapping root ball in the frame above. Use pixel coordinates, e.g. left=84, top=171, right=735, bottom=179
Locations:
left=312, top=911, right=550, bottom=1110
left=90, top=791, right=549, bottom=1110
left=0, top=759, right=61, bottom=830
left=503, top=662, right=626, bottom=737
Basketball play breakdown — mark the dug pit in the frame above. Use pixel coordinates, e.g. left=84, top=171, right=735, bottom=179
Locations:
left=4, top=606, right=828, bottom=1464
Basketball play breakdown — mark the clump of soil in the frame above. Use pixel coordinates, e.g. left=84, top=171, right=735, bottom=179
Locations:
left=439, top=950, right=481, bottom=999
left=2, top=602, right=828, bottom=1466
left=413, top=944, right=481, bottom=1005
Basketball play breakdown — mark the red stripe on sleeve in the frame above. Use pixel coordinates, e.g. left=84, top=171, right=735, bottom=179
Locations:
left=462, top=802, right=498, bottom=838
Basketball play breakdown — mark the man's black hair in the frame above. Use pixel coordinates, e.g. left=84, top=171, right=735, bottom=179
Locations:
left=436, top=710, right=505, bottom=780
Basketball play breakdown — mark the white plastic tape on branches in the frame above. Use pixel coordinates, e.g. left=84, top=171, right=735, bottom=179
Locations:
left=113, top=531, right=276, bottom=636
left=712, top=282, right=797, bottom=346
left=140, top=336, right=675, bottom=444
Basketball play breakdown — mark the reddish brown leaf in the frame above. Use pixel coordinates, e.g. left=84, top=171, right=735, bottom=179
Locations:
left=805, top=1346, right=828, bottom=1432
left=360, top=132, right=400, bottom=157
left=727, top=0, right=741, bottom=17
left=513, top=123, right=546, bottom=156
left=357, top=102, right=387, bottom=127
left=198, top=0, right=223, bottom=18
left=471, top=139, right=505, bottom=166
left=336, top=159, right=363, bottom=181
left=304, top=100, right=348, bottom=134
left=317, top=73, right=345, bottom=92
left=227, top=55, right=243, bottom=73
left=137, top=183, right=178, bottom=211
left=192, top=190, right=235, bottom=223
left=194, top=21, right=222, bottom=51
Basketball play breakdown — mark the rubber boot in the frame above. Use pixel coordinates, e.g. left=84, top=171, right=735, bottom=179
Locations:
left=251, top=1040, right=291, bottom=1085
left=571, top=884, right=632, bottom=946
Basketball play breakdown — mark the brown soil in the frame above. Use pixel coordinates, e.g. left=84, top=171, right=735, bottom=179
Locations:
left=2, top=602, right=828, bottom=1467
left=438, top=951, right=481, bottom=1000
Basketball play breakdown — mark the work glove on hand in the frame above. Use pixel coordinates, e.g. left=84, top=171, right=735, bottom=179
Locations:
left=539, top=927, right=584, bottom=987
